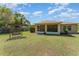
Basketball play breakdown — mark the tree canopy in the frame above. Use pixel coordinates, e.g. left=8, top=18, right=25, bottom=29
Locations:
left=0, top=6, right=30, bottom=33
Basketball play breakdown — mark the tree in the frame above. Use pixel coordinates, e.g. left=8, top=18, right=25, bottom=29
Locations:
left=0, top=6, right=14, bottom=33
left=0, top=6, right=30, bottom=34
left=14, top=12, right=30, bottom=31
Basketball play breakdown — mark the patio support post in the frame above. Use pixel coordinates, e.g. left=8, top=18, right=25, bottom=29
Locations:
left=45, top=24, right=47, bottom=33
left=76, top=24, right=78, bottom=33
left=58, top=24, right=60, bottom=34
left=35, top=25, right=37, bottom=33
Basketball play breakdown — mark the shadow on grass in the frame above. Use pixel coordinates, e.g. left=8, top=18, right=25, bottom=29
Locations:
left=60, top=34, right=75, bottom=37
left=37, top=33, right=75, bottom=37
left=0, top=33, right=8, bottom=35
left=6, top=36, right=26, bottom=41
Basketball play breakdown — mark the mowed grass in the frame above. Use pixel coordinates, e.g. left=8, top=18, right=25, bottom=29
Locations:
left=0, top=31, right=79, bottom=56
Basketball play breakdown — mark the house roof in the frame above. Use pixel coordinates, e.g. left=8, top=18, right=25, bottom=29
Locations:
left=35, top=20, right=62, bottom=25
left=35, top=20, right=79, bottom=25
left=61, top=22, right=79, bottom=24
left=40, top=20, right=62, bottom=23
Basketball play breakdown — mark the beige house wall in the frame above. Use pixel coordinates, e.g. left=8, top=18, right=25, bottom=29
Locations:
left=60, top=24, right=78, bottom=34
left=35, top=23, right=78, bottom=34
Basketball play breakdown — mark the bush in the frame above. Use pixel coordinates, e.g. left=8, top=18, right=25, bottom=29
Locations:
left=30, top=27, right=35, bottom=33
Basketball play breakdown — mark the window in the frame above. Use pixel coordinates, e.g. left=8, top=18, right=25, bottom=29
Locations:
left=47, top=25, right=57, bottom=32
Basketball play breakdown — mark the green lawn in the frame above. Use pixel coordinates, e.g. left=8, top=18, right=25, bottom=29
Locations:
left=0, top=31, right=79, bottom=56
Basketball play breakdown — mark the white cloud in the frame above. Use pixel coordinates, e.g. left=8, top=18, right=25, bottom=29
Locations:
left=54, top=3, right=69, bottom=7
left=32, top=11, right=43, bottom=16
left=17, top=7, right=23, bottom=12
left=66, top=8, right=73, bottom=12
left=19, top=11, right=30, bottom=15
left=48, top=3, right=79, bottom=21
left=4, top=3, right=18, bottom=8
left=0, top=3, right=18, bottom=11
left=28, top=4, right=31, bottom=7
left=48, top=6, right=64, bottom=14
left=59, top=12, right=79, bottom=18
left=23, top=3, right=31, bottom=7
left=48, top=7, right=52, bottom=10
left=48, top=3, right=69, bottom=14
left=23, top=3, right=28, bottom=6
left=52, top=7, right=79, bottom=20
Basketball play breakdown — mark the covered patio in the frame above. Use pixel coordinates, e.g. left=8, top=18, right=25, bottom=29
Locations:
left=35, top=23, right=61, bottom=35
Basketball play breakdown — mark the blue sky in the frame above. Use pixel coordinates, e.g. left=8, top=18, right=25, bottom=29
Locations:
left=0, top=3, right=79, bottom=24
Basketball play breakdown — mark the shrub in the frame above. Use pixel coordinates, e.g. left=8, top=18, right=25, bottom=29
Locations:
left=30, top=27, right=35, bottom=33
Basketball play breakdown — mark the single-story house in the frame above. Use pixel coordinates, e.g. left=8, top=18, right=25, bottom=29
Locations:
left=32, top=20, right=79, bottom=35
